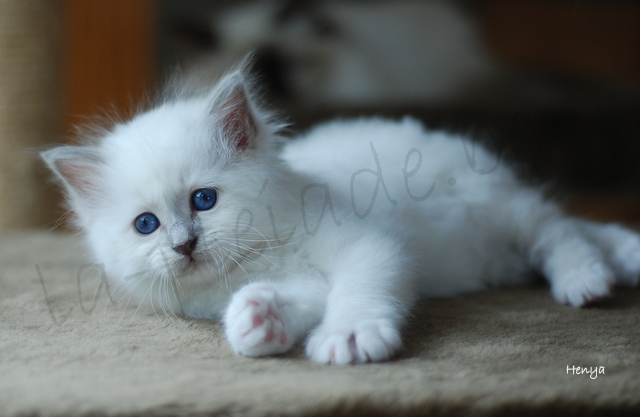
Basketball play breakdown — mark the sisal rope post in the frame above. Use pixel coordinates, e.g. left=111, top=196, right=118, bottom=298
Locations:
left=0, top=0, right=62, bottom=229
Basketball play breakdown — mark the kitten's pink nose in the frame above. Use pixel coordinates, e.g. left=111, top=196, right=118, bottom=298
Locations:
left=173, top=237, right=198, bottom=257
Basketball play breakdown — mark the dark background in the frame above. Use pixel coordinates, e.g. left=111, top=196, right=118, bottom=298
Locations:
left=61, top=0, right=640, bottom=222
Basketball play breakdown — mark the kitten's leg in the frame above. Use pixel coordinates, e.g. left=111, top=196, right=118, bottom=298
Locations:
left=532, top=219, right=614, bottom=307
left=576, top=220, right=640, bottom=287
left=224, top=278, right=327, bottom=357
left=522, top=196, right=617, bottom=307
left=305, top=238, right=415, bottom=365
left=500, top=190, right=640, bottom=307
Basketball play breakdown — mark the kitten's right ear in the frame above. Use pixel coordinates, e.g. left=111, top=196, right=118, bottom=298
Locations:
left=41, top=146, right=103, bottom=201
left=207, top=72, right=259, bottom=152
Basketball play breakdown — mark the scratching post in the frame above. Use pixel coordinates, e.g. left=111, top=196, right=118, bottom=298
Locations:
left=0, top=0, right=61, bottom=229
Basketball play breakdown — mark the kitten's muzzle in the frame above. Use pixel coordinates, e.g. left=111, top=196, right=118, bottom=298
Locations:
left=173, top=237, right=198, bottom=257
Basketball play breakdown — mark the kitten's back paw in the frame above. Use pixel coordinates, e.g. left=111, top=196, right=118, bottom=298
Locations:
left=597, top=225, right=640, bottom=287
left=224, top=285, right=293, bottom=357
left=306, top=319, right=402, bottom=365
left=551, top=261, right=614, bottom=307
left=576, top=221, right=640, bottom=286
left=538, top=224, right=616, bottom=307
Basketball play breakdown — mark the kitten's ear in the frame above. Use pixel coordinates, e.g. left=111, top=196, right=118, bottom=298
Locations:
left=41, top=146, right=103, bottom=201
left=207, top=72, right=259, bottom=151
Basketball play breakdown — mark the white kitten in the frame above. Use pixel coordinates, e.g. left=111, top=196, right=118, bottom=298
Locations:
left=42, top=65, right=640, bottom=364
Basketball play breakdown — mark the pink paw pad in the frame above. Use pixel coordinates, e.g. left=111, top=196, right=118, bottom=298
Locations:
left=252, top=315, right=264, bottom=327
left=225, top=289, right=293, bottom=357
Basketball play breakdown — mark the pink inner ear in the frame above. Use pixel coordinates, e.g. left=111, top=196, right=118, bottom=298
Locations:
left=223, top=87, right=256, bottom=151
left=56, top=160, right=97, bottom=198
left=228, top=106, right=252, bottom=150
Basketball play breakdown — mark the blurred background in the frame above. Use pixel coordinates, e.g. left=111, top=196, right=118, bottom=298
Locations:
left=1, top=0, right=639, bottom=231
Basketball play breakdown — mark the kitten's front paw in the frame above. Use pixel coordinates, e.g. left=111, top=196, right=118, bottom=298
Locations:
left=306, top=319, right=402, bottom=365
left=551, top=261, right=614, bottom=307
left=224, top=285, right=293, bottom=357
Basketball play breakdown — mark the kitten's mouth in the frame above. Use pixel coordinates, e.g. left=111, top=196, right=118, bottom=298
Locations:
left=176, top=255, right=201, bottom=274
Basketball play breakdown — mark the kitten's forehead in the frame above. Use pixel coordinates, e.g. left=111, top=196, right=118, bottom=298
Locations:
left=107, top=98, right=209, bottom=157
left=100, top=97, right=224, bottom=201
left=117, top=100, right=211, bottom=157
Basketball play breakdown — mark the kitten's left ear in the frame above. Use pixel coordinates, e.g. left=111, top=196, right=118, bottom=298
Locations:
left=40, top=146, right=103, bottom=203
left=208, top=73, right=260, bottom=151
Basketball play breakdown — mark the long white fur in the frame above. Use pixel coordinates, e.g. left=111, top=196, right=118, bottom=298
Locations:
left=42, top=66, right=640, bottom=365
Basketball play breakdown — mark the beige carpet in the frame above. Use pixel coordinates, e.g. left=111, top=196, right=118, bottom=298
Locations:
left=1, top=231, right=640, bottom=416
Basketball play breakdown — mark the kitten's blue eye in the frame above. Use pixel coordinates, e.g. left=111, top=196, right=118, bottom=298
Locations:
left=134, top=213, right=160, bottom=234
left=191, top=188, right=217, bottom=211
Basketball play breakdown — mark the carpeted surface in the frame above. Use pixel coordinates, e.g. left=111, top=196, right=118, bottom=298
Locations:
left=1, top=231, right=640, bottom=416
